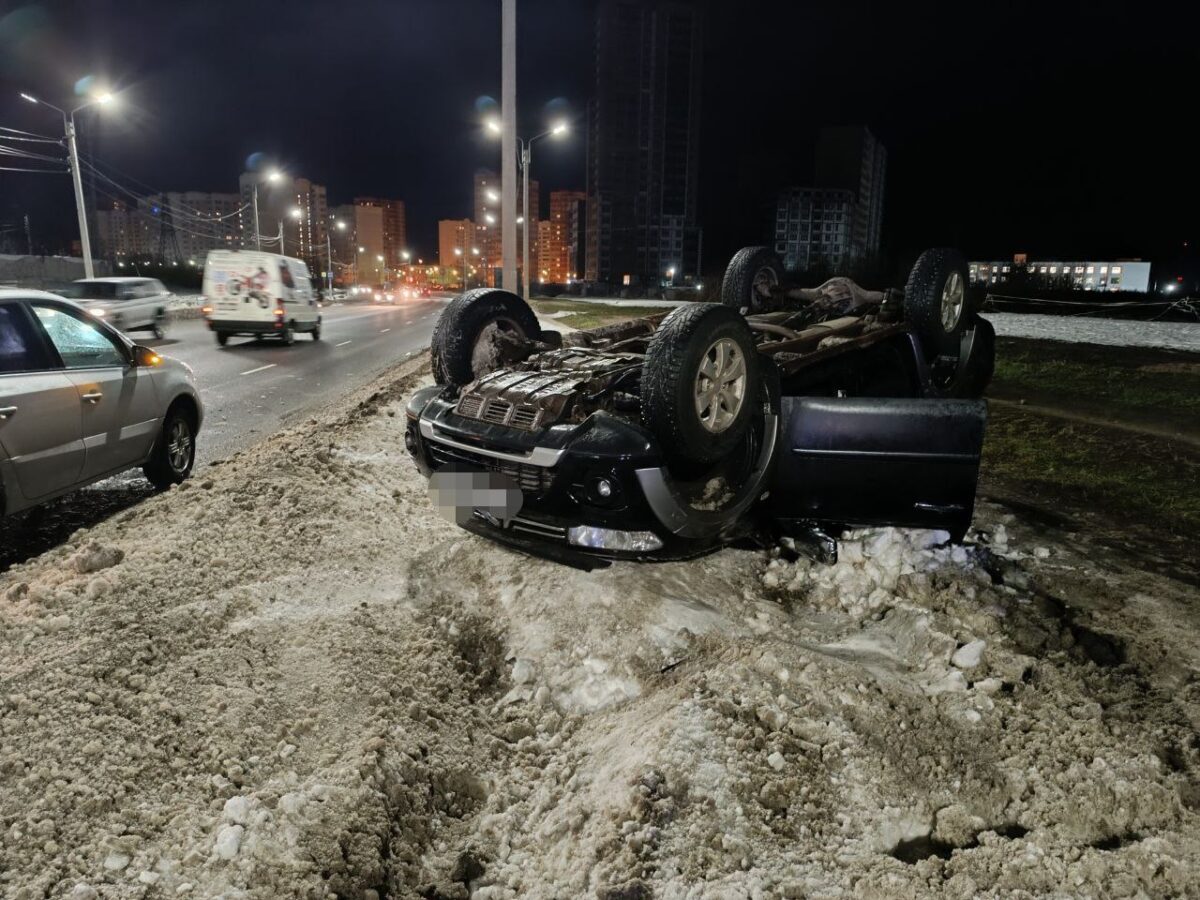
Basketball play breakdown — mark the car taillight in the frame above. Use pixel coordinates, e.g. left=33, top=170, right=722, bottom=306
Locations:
left=273, top=306, right=284, bottom=317
left=201, top=305, right=213, bottom=315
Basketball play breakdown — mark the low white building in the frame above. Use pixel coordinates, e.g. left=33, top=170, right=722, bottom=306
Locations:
left=969, top=259, right=1152, bottom=293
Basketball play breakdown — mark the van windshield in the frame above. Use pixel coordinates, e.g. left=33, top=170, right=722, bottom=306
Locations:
left=60, top=281, right=123, bottom=300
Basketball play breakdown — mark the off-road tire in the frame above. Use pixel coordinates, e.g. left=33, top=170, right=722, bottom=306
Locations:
left=904, top=248, right=970, bottom=359
left=434, top=289, right=541, bottom=387
left=144, top=406, right=196, bottom=489
left=215, top=331, right=229, bottom=347
left=642, top=304, right=760, bottom=467
left=720, top=246, right=785, bottom=315
left=948, top=317, right=995, bottom=399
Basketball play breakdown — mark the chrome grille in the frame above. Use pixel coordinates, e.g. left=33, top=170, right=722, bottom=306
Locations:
left=481, top=399, right=513, bottom=425
left=510, top=405, right=539, bottom=429
left=456, top=394, right=484, bottom=418
left=426, top=441, right=556, bottom=495
left=454, top=392, right=542, bottom=432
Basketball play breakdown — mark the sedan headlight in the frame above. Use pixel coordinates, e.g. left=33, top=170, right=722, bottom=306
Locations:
left=567, top=525, right=663, bottom=553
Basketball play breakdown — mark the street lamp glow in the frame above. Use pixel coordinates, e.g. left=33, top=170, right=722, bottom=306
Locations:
left=471, top=247, right=480, bottom=255
left=486, top=190, right=499, bottom=203
left=335, top=220, right=347, bottom=231
left=453, top=247, right=463, bottom=256
left=484, top=213, right=496, bottom=225
left=358, top=246, right=366, bottom=253
left=551, top=121, right=568, bottom=136
left=485, top=118, right=502, bottom=134
left=290, top=207, right=302, bottom=219
left=95, top=92, right=115, bottom=105
left=401, top=250, right=411, bottom=261
left=267, top=170, right=282, bottom=183
left=516, top=216, right=524, bottom=224
left=19, top=92, right=37, bottom=104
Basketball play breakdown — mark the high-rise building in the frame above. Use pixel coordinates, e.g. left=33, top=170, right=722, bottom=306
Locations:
left=330, top=204, right=357, bottom=285
left=289, top=178, right=328, bottom=274
left=773, top=188, right=855, bottom=271
left=355, top=197, right=408, bottom=269
left=587, top=0, right=703, bottom=286
left=438, top=219, right=475, bottom=269
left=95, top=192, right=245, bottom=264
left=548, top=190, right=586, bottom=283
left=536, top=220, right=555, bottom=284
left=474, top=169, right=539, bottom=285
left=350, top=201, right=386, bottom=284
left=814, top=126, right=886, bottom=260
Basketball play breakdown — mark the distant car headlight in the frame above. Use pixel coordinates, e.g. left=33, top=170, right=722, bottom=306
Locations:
left=567, top=525, right=663, bottom=553
left=90, top=308, right=106, bottom=317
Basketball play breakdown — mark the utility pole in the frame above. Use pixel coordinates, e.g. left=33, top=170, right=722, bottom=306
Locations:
left=501, top=0, right=517, bottom=293
left=253, top=184, right=262, bottom=251
left=64, top=118, right=94, bottom=278
left=20, top=89, right=114, bottom=279
left=521, top=144, right=530, bottom=301
left=23, top=214, right=32, bottom=256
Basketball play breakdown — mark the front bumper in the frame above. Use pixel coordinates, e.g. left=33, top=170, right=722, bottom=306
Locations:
left=405, top=386, right=748, bottom=562
left=206, top=319, right=286, bottom=334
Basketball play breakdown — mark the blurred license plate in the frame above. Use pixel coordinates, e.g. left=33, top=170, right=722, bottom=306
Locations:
left=428, top=467, right=523, bottom=526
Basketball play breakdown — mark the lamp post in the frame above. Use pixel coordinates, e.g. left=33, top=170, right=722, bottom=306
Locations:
left=249, top=169, right=283, bottom=251
left=487, top=118, right=568, bottom=300
left=20, top=88, right=117, bottom=279
left=454, top=247, right=467, bottom=290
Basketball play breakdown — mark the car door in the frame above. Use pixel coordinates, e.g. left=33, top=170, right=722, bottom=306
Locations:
left=29, top=302, right=161, bottom=481
left=772, top=396, right=987, bottom=539
left=0, top=300, right=86, bottom=502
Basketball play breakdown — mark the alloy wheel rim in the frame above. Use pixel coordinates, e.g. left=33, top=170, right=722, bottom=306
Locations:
left=167, top=421, right=192, bottom=472
left=694, top=338, right=747, bottom=433
left=941, top=270, right=964, bottom=332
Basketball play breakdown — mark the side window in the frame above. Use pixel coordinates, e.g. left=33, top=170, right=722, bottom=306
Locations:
left=0, top=304, right=53, bottom=374
left=279, top=261, right=295, bottom=290
left=30, top=304, right=126, bottom=369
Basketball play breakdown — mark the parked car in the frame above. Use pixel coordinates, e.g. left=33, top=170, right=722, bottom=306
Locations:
left=200, top=250, right=320, bottom=345
left=57, top=277, right=174, bottom=339
left=0, top=290, right=202, bottom=518
left=405, top=247, right=995, bottom=567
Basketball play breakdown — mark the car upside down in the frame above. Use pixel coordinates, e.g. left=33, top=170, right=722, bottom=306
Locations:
left=405, top=246, right=994, bottom=569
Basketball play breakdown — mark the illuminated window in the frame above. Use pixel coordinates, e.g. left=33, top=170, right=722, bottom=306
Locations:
left=1100, top=266, right=1108, bottom=274
left=1039, top=266, right=1048, bottom=274
left=1112, top=266, right=1122, bottom=274
left=1050, top=266, right=1058, bottom=274
left=1074, top=266, right=1084, bottom=274
left=1086, top=266, right=1094, bottom=274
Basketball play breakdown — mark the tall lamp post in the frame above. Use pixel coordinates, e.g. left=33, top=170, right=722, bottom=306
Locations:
left=487, top=118, right=568, bottom=300
left=326, top=218, right=347, bottom=296
left=251, top=170, right=283, bottom=251
left=20, top=89, right=117, bottom=279
left=453, top=247, right=467, bottom=290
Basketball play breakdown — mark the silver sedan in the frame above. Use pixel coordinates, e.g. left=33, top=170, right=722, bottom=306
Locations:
left=0, top=290, right=203, bottom=518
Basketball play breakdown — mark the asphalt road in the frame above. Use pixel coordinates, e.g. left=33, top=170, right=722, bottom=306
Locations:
left=0, top=298, right=447, bottom=571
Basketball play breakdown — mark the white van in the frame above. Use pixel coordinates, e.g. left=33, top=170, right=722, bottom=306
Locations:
left=201, top=250, right=320, bottom=346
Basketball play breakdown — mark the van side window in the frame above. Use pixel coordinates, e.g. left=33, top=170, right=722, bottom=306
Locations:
left=279, top=261, right=295, bottom=290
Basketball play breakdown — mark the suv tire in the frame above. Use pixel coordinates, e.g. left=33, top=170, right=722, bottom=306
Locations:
left=434, top=289, right=541, bottom=386
left=904, top=248, right=970, bottom=359
left=642, top=304, right=760, bottom=466
left=720, top=246, right=784, bottom=315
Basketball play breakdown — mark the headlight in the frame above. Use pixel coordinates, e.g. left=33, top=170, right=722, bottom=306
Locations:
left=567, top=525, right=663, bottom=553
left=91, top=308, right=106, bottom=317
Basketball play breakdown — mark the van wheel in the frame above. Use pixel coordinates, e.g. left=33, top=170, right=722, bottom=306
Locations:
left=152, top=314, right=167, bottom=340
left=144, top=408, right=196, bottom=489
left=216, top=331, right=229, bottom=347
left=311, top=322, right=321, bottom=341
left=281, top=324, right=295, bottom=345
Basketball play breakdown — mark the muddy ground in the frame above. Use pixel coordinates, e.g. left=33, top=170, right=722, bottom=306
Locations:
left=2, top=357, right=1199, bottom=899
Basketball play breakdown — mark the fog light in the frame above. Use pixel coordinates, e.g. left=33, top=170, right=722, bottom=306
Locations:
left=567, top=525, right=663, bottom=553
left=596, top=478, right=613, bottom=498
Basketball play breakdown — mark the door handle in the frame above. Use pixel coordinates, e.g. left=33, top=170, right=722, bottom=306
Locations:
left=81, top=392, right=103, bottom=403
left=0, top=406, right=16, bottom=419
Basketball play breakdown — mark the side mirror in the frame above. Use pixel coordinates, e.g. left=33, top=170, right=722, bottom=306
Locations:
left=132, top=345, right=163, bottom=367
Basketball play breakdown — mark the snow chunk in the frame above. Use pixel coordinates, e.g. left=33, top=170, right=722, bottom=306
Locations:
left=952, top=639, right=987, bottom=670
left=215, top=824, right=243, bottom=860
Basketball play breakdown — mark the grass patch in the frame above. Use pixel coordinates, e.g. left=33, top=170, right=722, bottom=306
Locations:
left=529, top=299, right=671, bottom=330
left=982, top=406, right=1200, bottom=534
left=994, top=338, right=1200, bottom=417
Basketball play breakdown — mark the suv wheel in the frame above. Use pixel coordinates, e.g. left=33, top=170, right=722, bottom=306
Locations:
left=433, top=289, right=541, bottom=386
left=720, top=246, right=784, bottom=315
left=642, top=304, right=760, bottom=466
left=904, top=248, right=970, bottom=360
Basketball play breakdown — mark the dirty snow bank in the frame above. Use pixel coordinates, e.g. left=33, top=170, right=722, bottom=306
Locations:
left=983, top=311, right=1200, bottom=352
left=3, top=356, right=1200, bottom=898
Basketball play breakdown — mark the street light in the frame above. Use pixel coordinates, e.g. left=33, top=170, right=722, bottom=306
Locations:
left=454, top=246, right=468, bottom=289
left=486, top=116, right=570, bottom=300
left=245, top=168, right=285, bottom=251
left=20, top=87, right=119, bottom=278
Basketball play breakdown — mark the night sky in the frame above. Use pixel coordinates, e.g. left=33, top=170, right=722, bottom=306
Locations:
left=1, top=0, right=1193, bottom=274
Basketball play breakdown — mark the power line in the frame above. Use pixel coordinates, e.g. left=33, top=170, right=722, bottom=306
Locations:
left=0, top=125, right=57, bottom=141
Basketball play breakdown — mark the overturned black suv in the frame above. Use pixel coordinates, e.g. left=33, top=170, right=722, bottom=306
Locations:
left=405, top=247, right=993, bottom=568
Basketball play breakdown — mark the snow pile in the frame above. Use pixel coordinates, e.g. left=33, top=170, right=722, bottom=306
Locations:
left=3, top=355, right=1200, bottom=898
